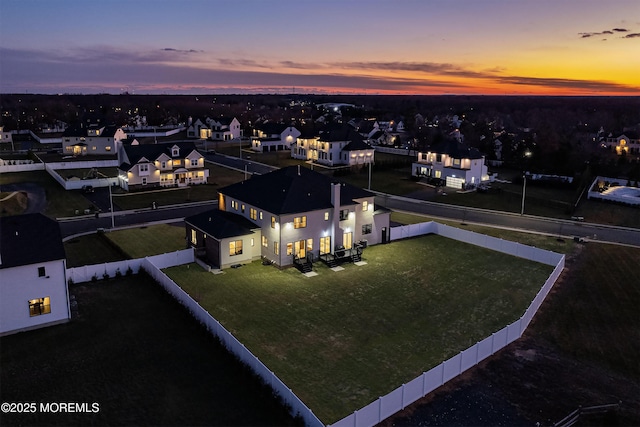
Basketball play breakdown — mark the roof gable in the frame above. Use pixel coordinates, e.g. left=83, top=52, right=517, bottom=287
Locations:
left=185, top=209, right=257, bottom=240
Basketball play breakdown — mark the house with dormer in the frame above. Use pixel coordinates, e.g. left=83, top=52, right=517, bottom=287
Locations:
left=605, top=131, right=640, bottom=155
left=117, top=142, right=208, bottom=191
left=0, top=214, right=70, bottom=336
left=412, top=140, right=490, bottom=189
left=186, top=118, right=211, bottom=139
left=62, top=124, right=126, bottom=156
left=291, top=125, right=375, bottom=167
left=207, top=116, right=242, bottom=141
left=250, top=122, right=301, bottom=152
left=198, top=166, right=390, bottom=270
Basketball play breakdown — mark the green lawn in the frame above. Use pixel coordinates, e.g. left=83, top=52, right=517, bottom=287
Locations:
left=64, top=233, right=128, bottom=267
left=164, top=234, right=554, bottom=423
left=105, top=224, right=186, bottom=258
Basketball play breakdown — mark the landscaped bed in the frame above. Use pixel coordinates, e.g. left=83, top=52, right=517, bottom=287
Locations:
left=164, top=234, right=555, bottom=423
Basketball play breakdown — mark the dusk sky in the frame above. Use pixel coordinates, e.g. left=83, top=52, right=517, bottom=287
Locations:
left=1, top=0, right=639, bottom=96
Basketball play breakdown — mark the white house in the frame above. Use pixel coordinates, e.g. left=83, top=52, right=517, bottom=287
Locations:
left=0, top=214, right=70, bottom=336
left=605, top=132, right=640, bottom=156
left=207, top=116, right=243, bottom=141
left=118, top=142, right=209, bottom=191
left=292, top=125, right=375, bottom=167
left=250, top=122, right=301, bottom=152
left=213, top=165, right=390, bottom=269
left=62, top=124, right=126, bottom=156
left=186, top=117, right=211, bottom=139
left=412, top=140, right=490, bottom=189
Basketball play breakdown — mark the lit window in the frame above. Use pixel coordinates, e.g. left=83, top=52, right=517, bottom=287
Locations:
left=307, top=238, right=313, bottom=252
left=229, top=240, right=243, bottom=256
left=250, top=208, right=257, bottom=220
left=293, top=216, right=307, bottom=229
left=191, top=229, right=197, bottom=245
left=274, top=241, right=279, bottom=255
left=241, top=204, right=245, bottom=213
left=271, top=216, right=276, bottom=228
left=286, top=243, right=293, bottom=256
left=262, top=236, right=268, bottom=247
left=362, top=201, right=368, bottom=212
left=38, top=266, right=46, bottom=277
left=320, top=236, right=330, bottom=255
left=259, top=212, right=263, bottom=220
left=29, top=297, right=51, bottom=317
left=324, top=212, right=329, bottom=221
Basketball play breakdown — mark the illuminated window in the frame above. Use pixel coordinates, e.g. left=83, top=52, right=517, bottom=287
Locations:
left=241, top=204, right=245, bottom=213
left=274, top=241, right=279, bottom=255
left=454, top=158, right=460, bottom=165
left=320, top=236, right=331, bottom=255
left=271, top=216, right=276, bottom=228
left=191, top=229, right=197, bottom=245
left=29, top=297, right=51, bottom=317
left=262, top=235, right=268, bottom=247
left=293, top=216, right=307, bottom=229
left=286, top=242, right=293, bottom=256
left=251, top=238, right=254, bottom=247
left=250, top=208, right=257, bottom=220
left=362, top=201, right=368, bottom=211
left=324, top=212, right=329, bottom=221
left=362, top=224, right=372, bottom=235
left=307, top=238, right=313, bottom=252
left=259, top=212, right=263, bottom=220
left=229, top=240, right=243, bottom=256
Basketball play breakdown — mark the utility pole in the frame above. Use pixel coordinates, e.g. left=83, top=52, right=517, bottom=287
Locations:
left=520, top=173, right=527, bottom=216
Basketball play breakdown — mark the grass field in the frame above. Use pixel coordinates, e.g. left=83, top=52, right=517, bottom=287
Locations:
left=164, top=234, right=554, bottom=423
left=0, top=274, right=298, bottom=426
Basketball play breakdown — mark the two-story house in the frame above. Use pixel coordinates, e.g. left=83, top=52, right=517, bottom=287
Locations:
left=291, top=125, right=375, bottom=167
left=605, top=131, right=640, bottom=155
left=412, top=140, right=490, bottom=189
left=117, top=142, right=208, bottom=191
left=186, top=117, right=211, bottom=139
left=207, top=116, right=243, bottom=141
left=62, top=124, right=126, bottom=156
left=189, top=165, right=390, bottom=269
left=0, top=214, right=70, bottom=336
left=250, top=122, right=301, bottom=152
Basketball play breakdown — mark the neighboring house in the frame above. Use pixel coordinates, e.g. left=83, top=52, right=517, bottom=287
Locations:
left=0, top=214, right=70, bottom=336
left=605, top=132, right=640, bottom=155
left=117, top=142, right=209, bottom=191
left=186, top=117, right=211, bottom=139
left=412, top=140, right=490, bottom=189
left=0, top=126, right=13, bottom=145
left=215, top=165, right=390, bottom=269
left=62, top=124, right=126, bottom=156
left=291, top=125, right=375, bottom=167
left=250, top=122, right=301, bottom=152
left=185, top=209, right=262, bottom=269
left=207, top=116, right=243, bottom=141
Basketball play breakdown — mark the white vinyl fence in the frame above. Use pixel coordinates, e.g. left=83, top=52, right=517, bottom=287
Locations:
left=45, top=163, right=119, bottom=190
left=66, top=249, right=194, bottom=284
left=329, top=222, right=565, bottom=427
left=0, top=162, right=45, bottom=173
left=141, top=257, right=324, bottom=427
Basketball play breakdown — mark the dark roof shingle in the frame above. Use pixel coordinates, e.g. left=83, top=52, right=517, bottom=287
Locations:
left=0, top=214, right=65, bottom=269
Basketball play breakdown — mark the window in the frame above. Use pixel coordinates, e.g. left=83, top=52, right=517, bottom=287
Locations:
left=231, top=200, right=238, bottom=210
left=339, top=209, right=349, bottom=221
left=286, top=242, right=293, bottom=256
left=293, top=216, right=307, bottom=229
left=241, top=204, right=245, bottom=213
left=362, top=224, right=372, bottom=235
left=142, top=177, right=147, bottom=185
left=250, top=208, right=257, bottom=220
left=320, top=236, right=331, bottom=255
left=191, top=159, right=199, bottom=167
left=259, top=212, right=263, bottom=220
left=262, top=236, right=268, bottom=247
left=343, top=232, right=353, bottom=249
left=191, top=229, right=197, bottom=245
left=362, top=200, right=368, bottom=211
left=251, top=238, right=255, bottom=247
left=161, top=161, right=167, bottom=169
left=38, top=266, right=46, bottom=277
left=29, top=297, right=51, bottom=317
left=139, top=163, right=149, bottom=174
left=229, top=240, right=243, bottom=256
left=172, top=148, right=179, bottom=156
left=271, top=216, right=276, bottom=228
left=307, top=238, right=313, bottom=253
left=324, top=212, right=329, bottom=221
left=274, top=241, right=279, bottom=255
left=454, top=158, right=461, bottom=166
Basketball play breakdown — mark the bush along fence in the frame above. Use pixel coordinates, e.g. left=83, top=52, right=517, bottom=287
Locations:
left=141, top=257, right=324, bottom=427
left=328, top=222, right=565, bottom=427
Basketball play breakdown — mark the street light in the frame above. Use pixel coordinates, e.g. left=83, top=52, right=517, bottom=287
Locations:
left=521, top=150, right=532, bottom=216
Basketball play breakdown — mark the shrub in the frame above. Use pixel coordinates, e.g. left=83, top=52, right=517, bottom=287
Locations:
left=125, top=266, right=133, bottom=276
left=103, top=272, right=110, bottom=280
left=91, top=273, right=98, bottom=283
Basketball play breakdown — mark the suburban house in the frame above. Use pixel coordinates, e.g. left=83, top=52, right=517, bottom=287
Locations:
left=250, top=122, right=301, bottom=152
left=117, top=142, right=208, bottom=191
left=212, top=165, right=390, bottom=269
left=412, top=140, right=490, bottom=189
left=185, top=209, right=262, bottom=269
left=0, top=126, right=13, bottom=145
left=0, top=214, right=70, bottom=336
left=62, top=124, right=126, bottom=156
left=186, top=116, right=243, bottom=141
left=291, top=125, right=375, bottom=168
left=604, top=132, right=640, bottom=155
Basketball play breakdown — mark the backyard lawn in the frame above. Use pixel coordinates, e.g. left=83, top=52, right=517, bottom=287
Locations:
left=164, top=234, right=554, bottom=423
